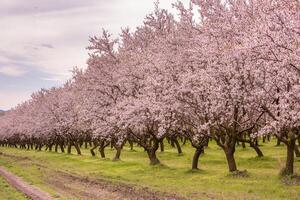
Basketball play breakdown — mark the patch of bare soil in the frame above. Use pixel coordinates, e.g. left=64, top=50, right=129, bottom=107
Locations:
left=0, top=166, right=54, bottom=200
left=45, top=170, right=187, bottom=200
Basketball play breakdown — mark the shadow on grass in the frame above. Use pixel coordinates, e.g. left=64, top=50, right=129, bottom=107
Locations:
left=226, top=170, right=250, bottom=178
left=184, top=168, right=207, bottom=175
left=247, top=156, right=276, bottom=162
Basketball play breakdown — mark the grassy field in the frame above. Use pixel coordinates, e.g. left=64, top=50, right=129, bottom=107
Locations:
left=0, top=140, right=299, bottom=200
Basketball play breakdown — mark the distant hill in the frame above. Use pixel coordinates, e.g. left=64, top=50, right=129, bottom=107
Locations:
left=0, top=110, right=5, bottom=116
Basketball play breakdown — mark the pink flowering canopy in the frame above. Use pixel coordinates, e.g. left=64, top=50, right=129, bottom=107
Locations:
left=0, top=0, right=299, bottom=172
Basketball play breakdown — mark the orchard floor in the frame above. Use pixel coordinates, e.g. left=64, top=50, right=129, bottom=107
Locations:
left=0, top=140, right=299, bottom=200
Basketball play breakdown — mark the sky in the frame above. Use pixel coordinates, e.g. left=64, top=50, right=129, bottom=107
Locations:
left=0, top=0, right=190, bottom=110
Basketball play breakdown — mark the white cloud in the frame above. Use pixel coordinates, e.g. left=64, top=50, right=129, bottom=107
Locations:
left=0, top=66, right=27, bottom=77
left=0, top=0, right=191, bottom=80
left=0, top=90, right=32, bottom=109
left=0, top=0, right=191, bottom=109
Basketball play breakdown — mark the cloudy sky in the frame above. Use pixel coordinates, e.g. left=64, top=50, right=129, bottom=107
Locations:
left=0, top=0, right=189, bottom=110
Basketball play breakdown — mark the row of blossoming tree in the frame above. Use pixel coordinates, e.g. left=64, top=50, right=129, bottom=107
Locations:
left=0, top=0, right=299, bottom=175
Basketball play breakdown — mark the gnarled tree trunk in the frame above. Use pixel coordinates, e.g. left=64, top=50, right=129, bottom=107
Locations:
left=74, top=142, right=81, bottom=155
left=67, top=143, right=72, bottom=154
left=147, top=149, right=160, bottom=165
left=113, top=140, right=126, bottom=161
left=192, top=147, right=204, bottom=170
left=160, top=140, right=164, bottom=152
left=284, top=138, right=295, bottom=175
left=225, top=149, right=237, bottom=172
left=250, top=140, right=263, bottom=157
left=173, top=138, right=182, bottom=155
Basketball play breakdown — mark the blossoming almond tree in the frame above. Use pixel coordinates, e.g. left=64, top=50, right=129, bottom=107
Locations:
left=0, top=0, right=299, bottom=175
left=242, top=0, right=300, bottom=175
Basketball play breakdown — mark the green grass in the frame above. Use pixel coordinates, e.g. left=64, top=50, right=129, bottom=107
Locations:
left=0, top=140, right=299, bottom=200
left=0, top=175, right=28, bottom=200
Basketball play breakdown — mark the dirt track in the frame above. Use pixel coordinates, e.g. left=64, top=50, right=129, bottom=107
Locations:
left=45, top=170, right=186, bottom=200
left=0, top=151, right=186, bottom=200
left=0, top=165, right=186, bottom=200
left=0, top=167, right=54, bottom=200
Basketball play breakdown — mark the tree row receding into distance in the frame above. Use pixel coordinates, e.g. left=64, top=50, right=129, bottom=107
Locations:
left=0, top=0, right=299, bottom=176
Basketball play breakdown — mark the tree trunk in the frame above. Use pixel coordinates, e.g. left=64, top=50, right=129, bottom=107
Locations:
left=98, top=140, right=107, bottom=158
left=147, top=149, right=160, bottom=165
left=170, top=139, right=175, bottom=147
left=55, top=144, right=58, bottom=152
left=67, top=144, right=72, bottom=154
left=99, top=147, right=105, bottom=158
left=49, top=144, right=53, bottom=151
left=128, top=140, right=133, bottom=150
left=173, top=139, right=182, bottom=154
left=250, top=141, right=264, bottom=157
left=225, top=150, right=237, bottom=172
left=284, top=138, right=295, bottom=175
left=74, top=143, right=81, bottom=155
left=60, top=144, right=65, bottom=153
left=113, top=147, right=122, bottom=161
left=160, top=141, right=164, bottom=152
left=113, top=141, right=125, bottom=161
left=90, top=145, right=97, bottom=156
left=267, top=135, right=270, bottom=142
left=276, top=138, right=281, bottom=146
left=192, top=147, right=203, bottom=170
left=241, top=141, right=246, bottom=149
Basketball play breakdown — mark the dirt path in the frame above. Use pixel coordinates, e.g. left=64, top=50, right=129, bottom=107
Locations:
left=0, top=167, right=54, bottom=200
left=0, top=151, right=187, bottom=200
left=45, top=170, right=186, bottom=200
